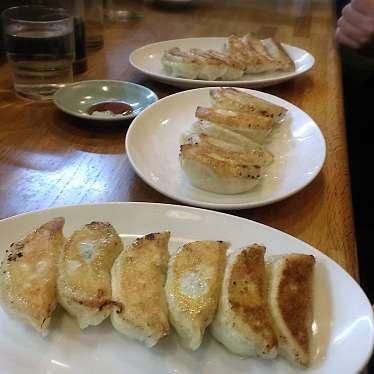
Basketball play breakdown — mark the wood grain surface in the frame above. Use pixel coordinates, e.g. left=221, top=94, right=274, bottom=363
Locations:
left=0, top=0, right=358, bottom=278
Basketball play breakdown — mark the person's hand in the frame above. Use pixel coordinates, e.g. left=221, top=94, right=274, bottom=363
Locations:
left=336, top=0, right=374, bottom=50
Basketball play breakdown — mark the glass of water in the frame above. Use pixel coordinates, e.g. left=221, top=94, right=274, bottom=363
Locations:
left=2, top=5, right=74, bottom=100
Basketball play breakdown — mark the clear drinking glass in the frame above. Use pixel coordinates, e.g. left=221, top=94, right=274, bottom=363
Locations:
left=2, top=5, right=74, bottom=100
left=85, top=0, right=104, bottom=49
left=104, top=0, right=144, bottom=21
left=30, top=0, right=88, bottom=74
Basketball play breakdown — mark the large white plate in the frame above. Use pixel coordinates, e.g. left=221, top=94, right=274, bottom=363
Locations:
left=0, top=202, right=373, bottom=374
left=125, top=87, right=326, bottom=210
left=129, top=37, right=315, bottom=89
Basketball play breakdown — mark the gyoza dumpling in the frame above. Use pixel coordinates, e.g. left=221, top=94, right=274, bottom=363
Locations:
left=189, top=48, right=228, bottom=80
left=189, top=48, right=245, bottom=80
left=210, top=87, right=287, bottom=124
left=261, top=38, right=295, bottom=72
left=180, top=133, right=264, bottom=194
left=183, top=132, right=273, bottom=167
left=267, top=254, right=315, bottom=367
left=226, top=35, right=267, bottom=74
left=0, top=217, right=65, bottom=336
left=204, top=49, right=245, bottom=80
left=57, top=221, right=123, bottom=329
left=165, top=240, right=227, bottom=350
left=161, top=47, right=200, bottom=79
left=184, top=120, right=273, bottom=166
left=211, top=244, right=278, bottom=358
left=111, top=232, right=170, bottom=347
left=240, top=33, right=278, bottom=73
left=195, top=106, right=273, bottom=143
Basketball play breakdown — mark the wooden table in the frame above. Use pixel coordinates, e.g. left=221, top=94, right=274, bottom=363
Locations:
left=0, top=0, right=357, bottom=278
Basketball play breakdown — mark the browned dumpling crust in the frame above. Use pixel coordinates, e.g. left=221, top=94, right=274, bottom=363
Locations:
left=0, top=217, right=65, bottom=335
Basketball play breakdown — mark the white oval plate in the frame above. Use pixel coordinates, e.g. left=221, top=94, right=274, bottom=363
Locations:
left=0, top=202, right=373, bottom=374
left=129, top=37, right=315, bottom=89
left=125, top=87, right=326, bottom=210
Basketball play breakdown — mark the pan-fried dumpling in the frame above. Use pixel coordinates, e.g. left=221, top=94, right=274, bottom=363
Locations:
left=111, top=232, right=170, bottom=347
left=165, top=240, right=227, bottom=350
left=161, top=47, right=201, bottom=79
left=226, top=35, right=267, bottom=74
left=195, top=106, right=273, bottom=143
left=267, top=254, right=315, bottom=367
left=183, top=132, right=273, bottom=167
left=0, top=217, right=65, bottom=336
left=204, top=49, right=245, bottom=80
left=189, top=48, right=228, bottom=80
left=210, top=87, right=287, bottom=123
left=180, top=133, right=263, bottom=194
left=240, top=33, right=278, bottom=73
left=57, top=221, right=123, bottom=329
left=261, top=38, right=295, bottom=72
left=211, top=244, right=278, bottom=358
left=183, top=121, right=273, bottom=166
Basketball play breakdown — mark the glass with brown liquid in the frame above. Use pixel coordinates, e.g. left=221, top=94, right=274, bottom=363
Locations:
left=85, top=0, right=104, bottom=50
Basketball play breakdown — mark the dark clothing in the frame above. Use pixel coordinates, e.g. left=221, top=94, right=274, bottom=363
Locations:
left=337, top=0, right=374, bottom=369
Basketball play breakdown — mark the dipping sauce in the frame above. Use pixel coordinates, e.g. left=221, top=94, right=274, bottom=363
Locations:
left=87, top=101, right=133, bottom=117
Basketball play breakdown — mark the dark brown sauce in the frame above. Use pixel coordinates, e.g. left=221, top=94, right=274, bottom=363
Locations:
left=87, top=101, right=133, bottom=116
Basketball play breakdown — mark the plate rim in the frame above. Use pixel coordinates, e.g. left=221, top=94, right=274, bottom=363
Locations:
left=0, top=201, right=373, bottom=373
left=53, top=80, right=159, bottom=121
left=125, top=87, right=327, bottom=210
left=129, top=37, right=316, bottom=87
